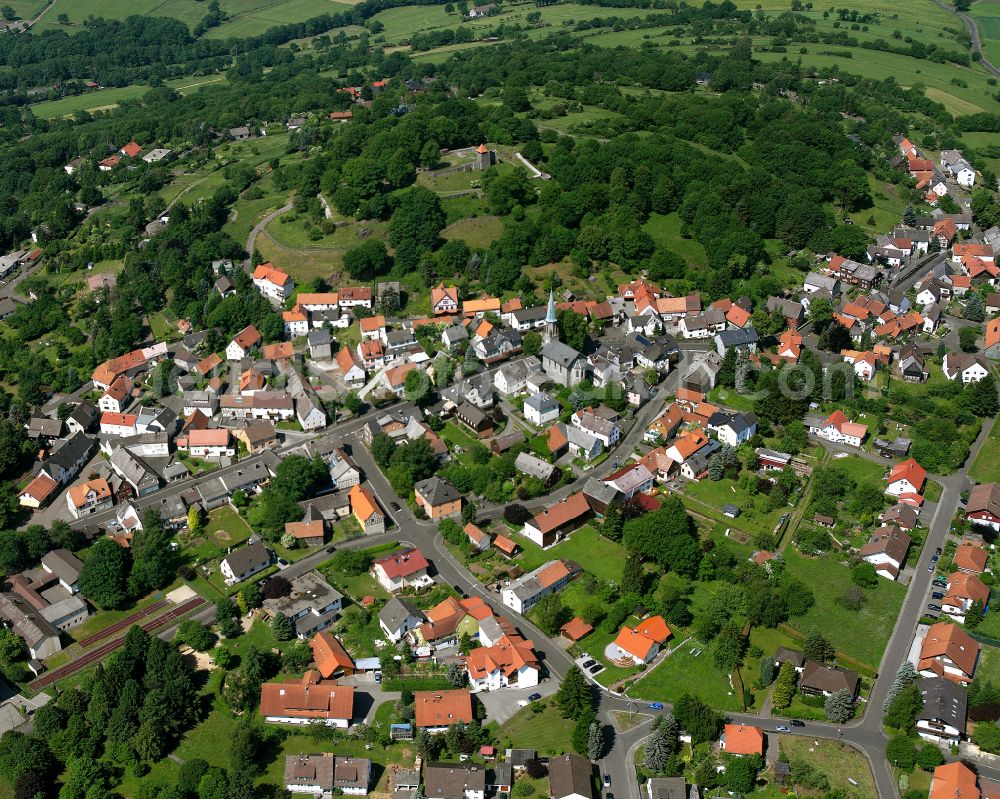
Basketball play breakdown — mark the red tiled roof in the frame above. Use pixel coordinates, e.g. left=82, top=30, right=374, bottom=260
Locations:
left=414, top=690, right=473, bottom=727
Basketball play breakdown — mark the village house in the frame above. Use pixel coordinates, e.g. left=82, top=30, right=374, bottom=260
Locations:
left=860, top=526, right=911, bottom=581
left=378, top=597, right=424, bottom=642
left=916, top=677, right=967, bottom=743
left=941, top=571, right=990, bottom=624
left=805, top=409, right=868, bottom=448
left=220, top=539, right=271, bottom=585
left=226, top=325, right=262, bottom=361
left=885, top=458, right=927, bottom=503
left=967, top=482, right=1000, bottom=531
left=371, top=548, right=431, bottom=593
left=501, top=559, right=581, bottom=614
left=521, top=492, right=591, bottom=548
left=414, top=476, right=462, bottom=519
left=349, top=484, right=386, bottom=535
left=65, top=477, right=113, bottom=519
left=424, top=763, right=486, bottom=799
left=178, top=428, right=235, bottom=459
left=548, top=754, right=595, bottom=799
left=252, top=263, right=294, bottom=302
left=609, top=615, right=671, bottom=665
left=918, top=622, right=980, bottom=684
left=259, top=674, right=355, bottom=727
left=799, top=661, right=860, bottom=699
left=465, top=634, right=540, bottom=692
left=431, top=284, right=460, bottom=315
left=720, top=724, right=764, bottom=756
left=414, top=689, right=473, bottom=734
left=262, top=572, right=343, bottom=638
left=943, top=352, right=990, bottom=383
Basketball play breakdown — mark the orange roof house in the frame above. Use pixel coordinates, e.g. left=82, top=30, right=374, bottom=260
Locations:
left=309, top=631, right=355, bottom=678
left=929, top=762, right=980, bottom=799
left=465, top=634, right=540, bottom=687
left=610, top=615, right=672, bottom=665
left=66, top=478, right=111, bottom=512
left=493, top=534, right=518, bottom=557
left=348, top=484, right=384, bottom=531
left=561, top=617, right=593, bottom=642
left=19, top=473, right=59, bottom=508
left=955, top=543, right=989, bottom=574
left=121, top=141, right=142, bottom=158
left=196, top=352, right=223, bottom=377
left=918, top=622, right=980, bottom=683
left=462, top=296, right=501, bottom=316
left=360, top=315, right=386, bottom=335
left=431, top=284, right=459, bottom=315
left=414, top=689, right=473, bottom=729
left=722, top=724, right=764, bottom=756
left=523, top=492, right=591, bottom=547
left=986, top=318, right=1000, bottom=354
left=777, top=328, right=803, bottom=362
left=886, top=458, right=927, bottom=499
left=259, top=676, right=354, bottom=725
left=944, top=571, right=990, bottom=611
left=262, top=342, right=294, bottom=360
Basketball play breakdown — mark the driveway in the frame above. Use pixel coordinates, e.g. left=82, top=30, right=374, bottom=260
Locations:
left=474, top=681, right=558, bottom=726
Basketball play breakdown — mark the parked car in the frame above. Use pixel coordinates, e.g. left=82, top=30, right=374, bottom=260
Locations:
left=528, top=693, right=542, bottom=702
left=927, top=563, right=934, bottom=572
left=928, top=603, right=943, bottom=612
left=276, top=558, right=289, bottom=569
left=390, top=502, right=401, bottom=511
left=326, top=545, right=336, bottom=553
left=374, top=672, right=382, bottom=684
left=931, top=554, right=940, bottom=563
left=603, top=775, right=611, bottom=788
left=935, top=547, right=943, bottom=555
left=775, top=725, right=790, bottom=732
left=649, top=702, right=664, bottom=710
left=791, top=720, right=805, bottom=728
left=582, top=659, right=597, bottom=669
left=588, top=663, right=604, bottom=675
left=932, top=591, right=945, bottom=600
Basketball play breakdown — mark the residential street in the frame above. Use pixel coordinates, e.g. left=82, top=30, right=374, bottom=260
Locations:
left=53, top=342, right=997, bottom=797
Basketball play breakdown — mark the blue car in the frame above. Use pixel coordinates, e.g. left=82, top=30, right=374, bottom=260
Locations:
left=649, top=702, right=664, bottom=710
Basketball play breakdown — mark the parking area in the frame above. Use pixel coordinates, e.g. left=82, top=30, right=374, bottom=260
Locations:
left=475, top=681, right=558, bottom=726
left=574, top=651, right=606, bottom=680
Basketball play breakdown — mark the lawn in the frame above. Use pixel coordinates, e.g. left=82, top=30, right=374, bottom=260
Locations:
left=972, top=0, right=1000, bottom=67
left=628, top=642, right=744, bottom=711
left=783, top=548, right=905, bottom=672
left=29, top=85, right=150, bottom=118
left=496, top=700, right=575, bottom=756
left=970, top=420, right=1000, bottom=483
left=974, top=642, right=1000, bottom=684
left=776, top=736, right=878, bottom=799
left=682, top=477, right=786, bottom=539
left=440, top=420, right=481, bottom=463
left=512, top=524, right=627, bottom=583
left=204, top=505, right=254, bottom=549
left=642, top=212, right=708, bottom=268
left=441, top=216, right=504, bottom=248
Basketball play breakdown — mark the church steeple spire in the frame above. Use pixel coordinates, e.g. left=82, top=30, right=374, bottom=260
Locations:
left=543, top=287, right=559, bottom=344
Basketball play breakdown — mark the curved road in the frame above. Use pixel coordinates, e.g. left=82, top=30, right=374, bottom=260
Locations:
left=930, top=0, right=1000, bottom=77
left=243, top=201, right=293, bottom=274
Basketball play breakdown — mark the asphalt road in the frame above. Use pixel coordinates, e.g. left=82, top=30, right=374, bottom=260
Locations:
left=44, top=336, right=995, bottom=794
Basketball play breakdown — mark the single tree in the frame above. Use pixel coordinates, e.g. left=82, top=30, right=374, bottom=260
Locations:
left=824, top=688, right=856, bottom=723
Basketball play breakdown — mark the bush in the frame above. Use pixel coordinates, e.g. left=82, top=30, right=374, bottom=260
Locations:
left=382, top=676, right=453, bottom=692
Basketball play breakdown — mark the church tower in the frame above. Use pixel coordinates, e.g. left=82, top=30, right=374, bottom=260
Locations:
left=543, top=288, right=559, bottom=344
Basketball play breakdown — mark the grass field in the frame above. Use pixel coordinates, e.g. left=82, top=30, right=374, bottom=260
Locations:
left=441, top=216, right=504, bottom=248
left=777, top=736, right=878, bottom=799
left=642, top=212, right=709, bottom=268
left=628, top=642, right=744, bottom=711
left=513, top=524, right=627, bottom=583
left=497, top=700, right=575, bottom=755
left=28, top=0, right=351, bottom=37
left=972, top=0, right=1000, bottom=66
left=784, top=547, right=905, bottom=671
left=970, top=419, right=1000, bottom=483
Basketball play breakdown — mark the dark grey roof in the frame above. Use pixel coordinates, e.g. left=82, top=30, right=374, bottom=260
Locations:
left=918, top=676, right=967, bottom=728
left=715, top=326, right=759, bottom=347
left=548, top=754, right=594, bottom=799
left=582, top=476, right=619, bottom=506
left=774, top=647, right=804, bottom=667
left=222, top=540, right=270, bottom=575
left=379, top=597, right=422, bottom=631
left=308, top=329, right=331, bottom=345
left=41, top=548, right=83, bottom=585
left=415, top=476, right=461, bottom=506
left=47, top=433, right=94, bottom=470
left=648, top=778, right=688, bottom=799
left=541, top=340, right=583, bottom=368
left=424, top=764, right=486, bottom=799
